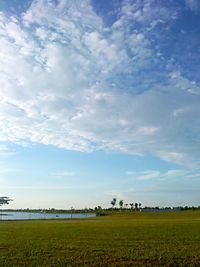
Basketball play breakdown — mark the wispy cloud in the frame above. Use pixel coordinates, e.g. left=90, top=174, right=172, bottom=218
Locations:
left=0, top=144, right=16, bottom=157
left=52, top=171, right=75, bottom=177
left=0, top=168, right=20, bottom=173
left=0, top=185, right=84, bottom=190
left=126, top=169, right=199, bottom=181
left=185, top=0, right=200, bottom=13
left=0, top=145, right=9, bottom=152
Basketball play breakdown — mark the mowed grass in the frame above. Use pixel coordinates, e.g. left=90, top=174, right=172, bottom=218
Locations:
left=0, top=211, right=200, bottom=266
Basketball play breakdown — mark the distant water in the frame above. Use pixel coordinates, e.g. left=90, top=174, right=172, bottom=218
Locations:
left=0, top=211, right=96, bottom=220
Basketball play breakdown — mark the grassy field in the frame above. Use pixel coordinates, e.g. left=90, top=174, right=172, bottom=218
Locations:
left=0, top=211, right=200, bottom=266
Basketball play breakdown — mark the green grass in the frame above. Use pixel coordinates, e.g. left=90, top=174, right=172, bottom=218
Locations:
left=0, top=211, right=200, bottom=266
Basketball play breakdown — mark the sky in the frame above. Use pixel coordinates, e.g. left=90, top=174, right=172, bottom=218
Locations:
left=0, top=0, right=200, bottom=209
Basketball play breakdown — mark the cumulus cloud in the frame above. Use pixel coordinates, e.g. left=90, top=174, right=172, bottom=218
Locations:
left=0, top=0, right=200, bottom=167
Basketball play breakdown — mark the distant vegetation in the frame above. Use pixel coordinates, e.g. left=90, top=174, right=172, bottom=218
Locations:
left=1, top=196, right=200, bottom=214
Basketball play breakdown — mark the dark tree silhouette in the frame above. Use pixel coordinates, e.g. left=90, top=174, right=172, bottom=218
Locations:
left=0, top=196, right=12, bottom=206
left=110, top=198, right=117, bottom=209
left=119, top=200, right=123, bottom=209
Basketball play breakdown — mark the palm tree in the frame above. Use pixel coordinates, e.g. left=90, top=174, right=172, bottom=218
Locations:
left=129, top=203, right=134, bottom=209
left=119, top=200, right=123, bottom=210
left=110, top=198, right=117, bottom=209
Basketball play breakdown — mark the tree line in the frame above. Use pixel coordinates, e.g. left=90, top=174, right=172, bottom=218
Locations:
left=110, top=198, right=142, bottom=210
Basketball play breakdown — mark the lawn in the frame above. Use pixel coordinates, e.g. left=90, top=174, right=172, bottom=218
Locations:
left=0, top=211, right=200, bottom=266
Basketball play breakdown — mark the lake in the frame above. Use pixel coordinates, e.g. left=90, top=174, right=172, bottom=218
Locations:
left=0, top=211, right=96, bottom=220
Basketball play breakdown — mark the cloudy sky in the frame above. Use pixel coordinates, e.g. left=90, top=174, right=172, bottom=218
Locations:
left=0, top=0, right=200, bottom=209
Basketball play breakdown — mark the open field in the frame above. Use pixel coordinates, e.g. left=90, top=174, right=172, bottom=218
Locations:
left=0, top=211, right=200, bottom=266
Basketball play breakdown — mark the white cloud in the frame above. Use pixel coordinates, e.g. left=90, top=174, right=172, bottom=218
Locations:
left=126, top=169, right=198, bottom=181
left=52, top=171, right=75, bottom=177
left=0, top=0, right=199, bottom=167
left=126, top=170, right=161, bottom=180
left=0, top=145, right=9, bottom=152
left=0, top=168, right=20, bottom=173
left=120, top=0, right=179, bottom=25
left=185, top=0, right=200, bottom=13
left=0, top=144, right=16, bottom=157
left=135, top=171, right=161, bottom=181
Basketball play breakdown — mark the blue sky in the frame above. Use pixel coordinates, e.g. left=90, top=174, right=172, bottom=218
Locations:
left=0, top=0, right=200, bottom=209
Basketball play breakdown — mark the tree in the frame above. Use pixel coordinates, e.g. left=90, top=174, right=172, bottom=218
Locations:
left=119, top=200, right=123, bottom=210
left=0, top=196, right=12, bottom=206
left=0, top=197, right=12, bottom=220
left=94, top=206, right=102, bottom=211
left=139, top=203, right=142, bottom=210
left=129, top=203, right=134, bottom=209
left=110, top=198, right=117, bottom=209
left=135, top=202, right=138, bottom=211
